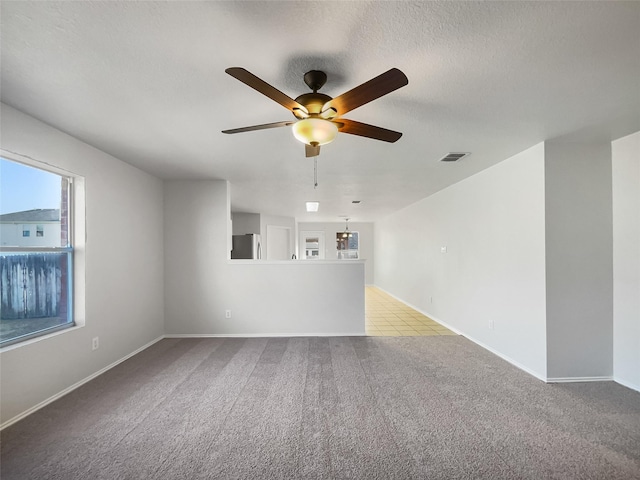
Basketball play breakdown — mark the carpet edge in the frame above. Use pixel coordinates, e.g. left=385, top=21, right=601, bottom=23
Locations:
left=0, top=335, right=165, bottom=431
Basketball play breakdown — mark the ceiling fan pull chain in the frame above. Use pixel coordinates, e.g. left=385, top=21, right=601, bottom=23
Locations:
left=314, top=157, right=318, bottom=189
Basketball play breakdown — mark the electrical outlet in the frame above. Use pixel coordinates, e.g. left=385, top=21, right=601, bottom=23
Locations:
left=225, top=310, right=232, bottom=319
left=430, top=296, right=433, bottom=304
left=489, top=320, right=495, bottom=330
left=92, top=337, right=99, bottom=350
left=441, top=246, right=447, bottom=254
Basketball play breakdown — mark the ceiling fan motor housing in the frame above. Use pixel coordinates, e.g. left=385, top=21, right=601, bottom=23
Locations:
left=303, top=70, right=327, bottom=92
left=293, top=92, right=333, bottom=118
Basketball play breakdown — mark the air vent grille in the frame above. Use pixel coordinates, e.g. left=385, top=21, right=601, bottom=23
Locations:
left=440, top=152, right=470, bottom=162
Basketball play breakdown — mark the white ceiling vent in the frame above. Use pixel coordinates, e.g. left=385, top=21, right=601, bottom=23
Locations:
left=440, top=152, right=470, bottom=162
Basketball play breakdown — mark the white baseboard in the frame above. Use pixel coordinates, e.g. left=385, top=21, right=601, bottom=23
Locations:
left=4, top=323, right=634, bottom=431
left=613, top=376, right=640, bottom=393
left=372, top=286, right=635, bottom=386
left=372, top=285, right=463, bottom=335
left=0, top=335, right=165, bottom=431
left=546, top=376, right=614, bottom=383
left=164, top=332, right=367, bottom=338
left=371, top=285, right=547, bottom=382
left=461, top=332, right=548, bottom=382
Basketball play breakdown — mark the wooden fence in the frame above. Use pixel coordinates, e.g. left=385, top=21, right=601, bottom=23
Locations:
left=0, top=253, right=64, bottom=319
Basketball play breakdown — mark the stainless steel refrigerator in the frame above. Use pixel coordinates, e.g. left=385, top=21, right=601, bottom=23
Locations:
left=231, top=234, right=262, bottom=259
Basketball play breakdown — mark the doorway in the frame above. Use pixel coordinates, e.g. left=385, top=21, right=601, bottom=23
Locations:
left=266, top=225, right=291, bottom=260
left=299, top=231, right=325, bottom=259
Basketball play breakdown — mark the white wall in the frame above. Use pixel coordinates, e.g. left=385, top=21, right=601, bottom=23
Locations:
left=544, top=141, right=613, bottom=379
left=164, top=181, right=365, bottom=336
left=612, top=131, right=640, bottom=391
left=164, top=180, right=231, bottom=332
left=375, top=144, right=547, bottom=379
left=298, top=222, right=375, bottom=285
left=220, top=261, right=365, bottom=335
left=260, top=214, right=295, bottom=260
left=231, top=212, right=261, bottom=235
left=0, top=104, right=165, bottom=426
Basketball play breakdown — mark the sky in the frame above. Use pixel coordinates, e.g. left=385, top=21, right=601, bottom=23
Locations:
left=0, top=158, right=62, bottom=215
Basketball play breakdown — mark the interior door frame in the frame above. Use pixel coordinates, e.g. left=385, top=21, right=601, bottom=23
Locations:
left=266, top=224, right=291, bottom=260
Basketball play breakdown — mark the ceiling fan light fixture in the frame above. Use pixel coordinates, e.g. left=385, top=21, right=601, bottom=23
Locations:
left=292, top=118, right=338, bottom=146
left=223, top=67, right=408, bottom=157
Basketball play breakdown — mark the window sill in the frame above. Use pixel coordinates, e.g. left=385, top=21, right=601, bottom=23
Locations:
left=0, top=323, right=83, bottom=353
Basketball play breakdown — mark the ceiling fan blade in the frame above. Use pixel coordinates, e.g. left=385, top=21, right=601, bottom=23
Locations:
left=323, top=68, right=408, bottom=116
left=222, top=121, right=293, bottom=134
left=226, top=67, right=308, bottom=114
left=335, top=118, right=403, bottom=143
left=305, top=144, right=320, bottom=157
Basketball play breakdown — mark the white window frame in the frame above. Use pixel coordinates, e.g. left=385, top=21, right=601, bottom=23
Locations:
left=336, top=230, right=359, bottom=259
left=0, top=152, right=85, bottom=349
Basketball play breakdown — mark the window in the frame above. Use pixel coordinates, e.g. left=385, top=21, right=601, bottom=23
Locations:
left=336, top=231, right=359, bottom=259
left=0, top=158, right=74, bottom=347
left=300, top=231, right=325, bottom=260
left=306, top=237, right=320, bottom=258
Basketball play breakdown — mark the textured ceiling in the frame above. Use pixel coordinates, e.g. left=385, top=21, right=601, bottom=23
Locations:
left=1, top=1, right=639, bottom=222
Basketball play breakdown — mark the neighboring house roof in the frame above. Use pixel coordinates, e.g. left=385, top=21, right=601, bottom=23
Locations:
left=0, top=209, right=60, bottom=222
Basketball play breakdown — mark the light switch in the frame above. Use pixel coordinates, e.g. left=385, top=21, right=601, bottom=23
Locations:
left=441, top=246, right=447, bottom=254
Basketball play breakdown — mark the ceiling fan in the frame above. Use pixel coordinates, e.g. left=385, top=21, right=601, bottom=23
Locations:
left=222, top=67, right=408, bottom=157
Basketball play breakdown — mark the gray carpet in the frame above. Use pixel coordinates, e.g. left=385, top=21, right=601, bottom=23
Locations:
left=1, top=336, right=639, bottom=479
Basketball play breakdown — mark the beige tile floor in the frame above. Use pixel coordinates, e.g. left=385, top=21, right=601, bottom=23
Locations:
left=366, top=286, right=457, bottom=337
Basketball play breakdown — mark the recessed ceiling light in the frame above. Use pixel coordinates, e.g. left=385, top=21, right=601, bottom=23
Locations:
left=306, top=201, right=319, bottom=212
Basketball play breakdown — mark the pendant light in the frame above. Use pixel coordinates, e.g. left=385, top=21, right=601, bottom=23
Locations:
left=342, top=218, right=352, bottom=238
